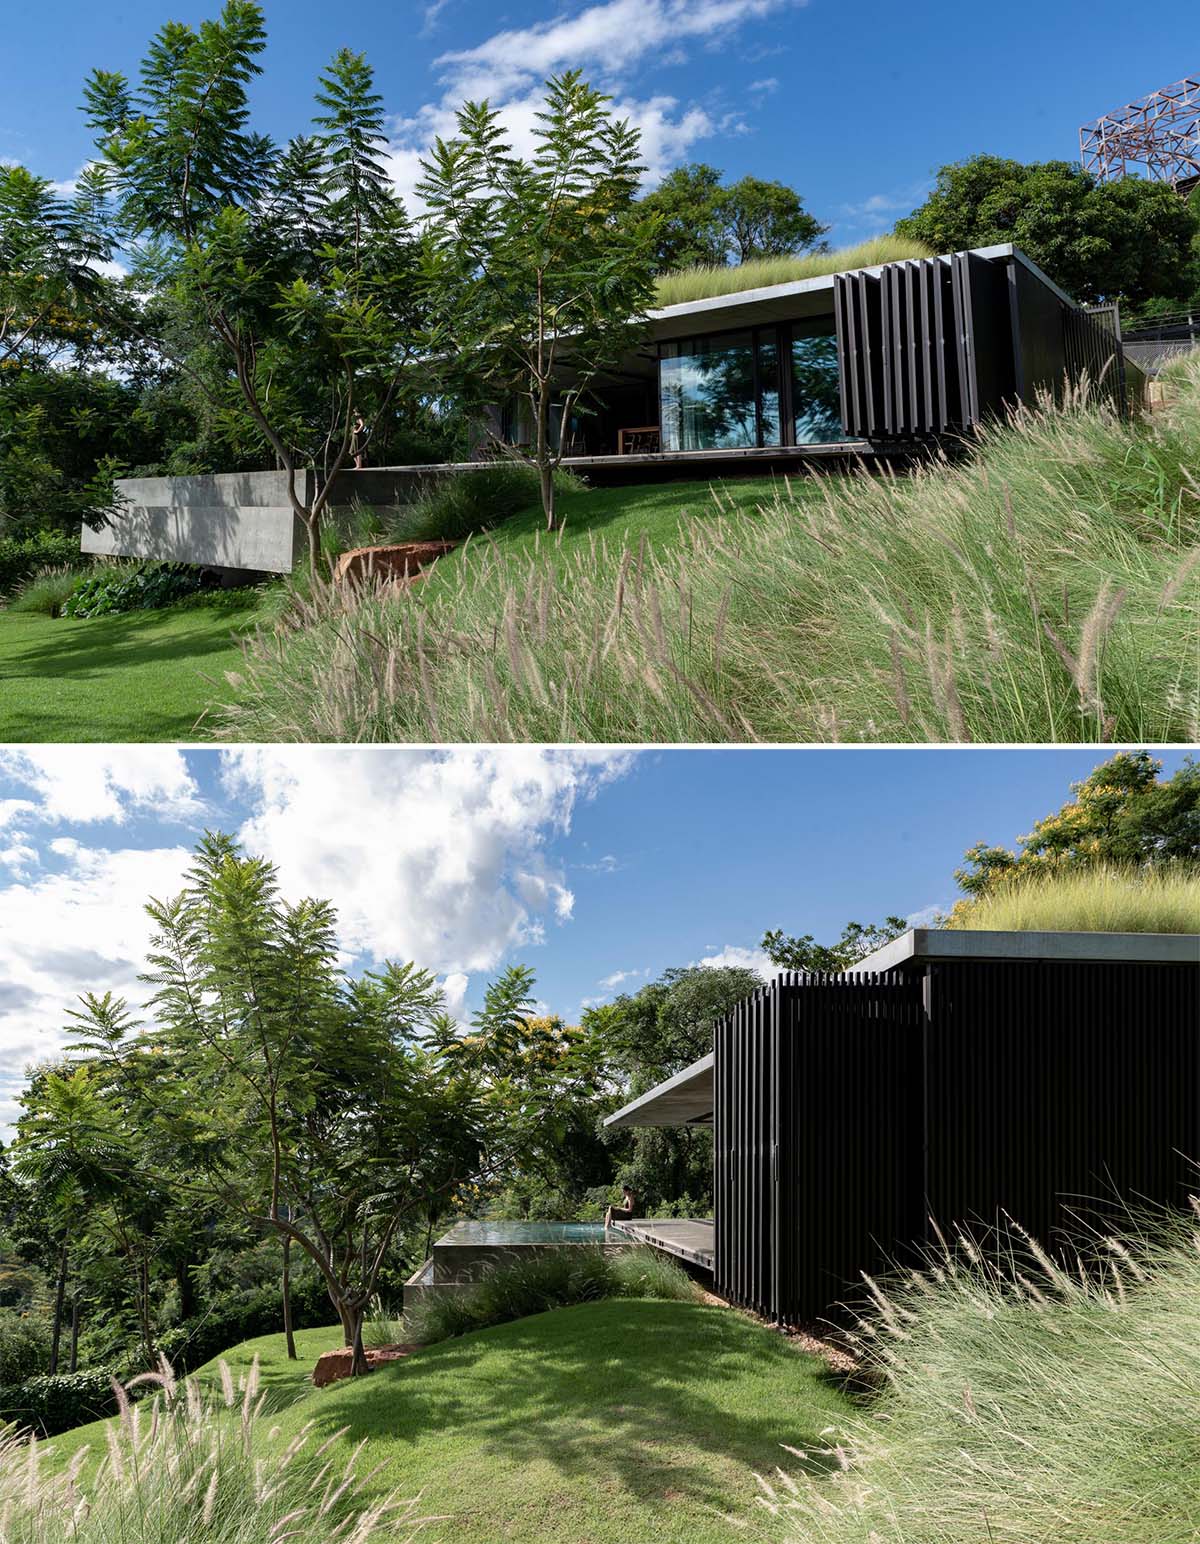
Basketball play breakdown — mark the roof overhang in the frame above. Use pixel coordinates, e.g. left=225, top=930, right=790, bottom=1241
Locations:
left=603, top=1053, right=714, bottom=1129
left=852, top=928, right=1200, bottom=974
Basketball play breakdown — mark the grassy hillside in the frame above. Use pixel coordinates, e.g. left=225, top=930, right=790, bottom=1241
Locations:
left=770, top=1214, right=1200, bottom=1544
left=0, top=603, right=260, bottom=742
left=54, top=1301, right=852, bottom=1544
left=218, top=357, right=1200, bottom=744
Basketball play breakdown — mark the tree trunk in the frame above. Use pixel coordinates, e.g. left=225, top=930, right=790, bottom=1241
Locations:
left=307, top=513, right=320, bottom=571
left=350, top=1308, right=369, bottom=1377
left=282, top=1236, right=297, bottom=1361
left=49, top=1243, right=68, bottom=1375
left=536, top=391, right=555, bottom=531
left=68, top=1295, right=80, bottom=1374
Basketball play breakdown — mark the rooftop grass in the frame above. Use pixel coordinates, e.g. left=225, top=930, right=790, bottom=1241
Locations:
left=946, top=864, right=1200, bottom=934
left=53, top=1301, right=853, bottom=1544
left=653, top=235, right=933, bottom=307
left=0, top=601, right=262, bottom=742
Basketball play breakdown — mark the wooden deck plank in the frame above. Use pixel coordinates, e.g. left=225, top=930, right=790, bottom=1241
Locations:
left=616, top=1218, right=715, bottom=1271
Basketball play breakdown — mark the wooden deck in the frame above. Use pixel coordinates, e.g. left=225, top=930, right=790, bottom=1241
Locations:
left=615, top=1218, right=715, bottom=1271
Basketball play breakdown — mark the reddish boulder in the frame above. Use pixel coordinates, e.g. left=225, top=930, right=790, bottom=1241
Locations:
left=312, top=1343, right=418, bottom=1388
left=332, top=542, right=457, bottom=589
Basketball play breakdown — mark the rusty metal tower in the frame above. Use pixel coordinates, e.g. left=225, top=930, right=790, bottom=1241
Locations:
left=1079, top=74, right=1200, bottom=193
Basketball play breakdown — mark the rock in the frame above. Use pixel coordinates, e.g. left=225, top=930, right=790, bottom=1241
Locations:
left=312, top=1342, right=418, bottom=1388
left=332, top=542, right=457, bottom=589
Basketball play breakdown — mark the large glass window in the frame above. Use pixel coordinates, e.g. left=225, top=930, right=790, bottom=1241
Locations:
left=790, top=319, right=842, bottom=444
left=659, top=330, right=782, bottom=451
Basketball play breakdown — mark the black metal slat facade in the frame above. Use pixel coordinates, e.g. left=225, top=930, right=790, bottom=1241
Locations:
left=834, top=252, right=1129, bottom=441
left=712, top=958, right=1200, bottom=1326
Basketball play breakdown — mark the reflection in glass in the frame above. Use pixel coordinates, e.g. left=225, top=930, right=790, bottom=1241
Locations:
left=757, top=333, right=781, bottom=447
left=791, top=320, right=842, bottom=444
left=660, top=332, right=757, bottom=450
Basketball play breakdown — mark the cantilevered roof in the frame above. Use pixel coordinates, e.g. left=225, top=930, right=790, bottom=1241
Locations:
left=852, top=928, right=1200, bottom=974
left=604, top=1054, right=713, bottom=1129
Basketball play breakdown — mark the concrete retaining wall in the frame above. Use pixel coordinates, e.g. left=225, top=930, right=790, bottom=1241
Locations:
left=86, top=465, right=460, bottom=574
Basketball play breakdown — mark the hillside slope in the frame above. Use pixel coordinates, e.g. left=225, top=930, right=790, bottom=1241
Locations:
left=56, top=1300, right=851, bottom=1544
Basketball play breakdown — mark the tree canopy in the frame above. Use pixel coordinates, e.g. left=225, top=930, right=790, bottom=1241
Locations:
left=638, top=162, right=827, bottom=273
left=896, top=155, right=1199, bottom=304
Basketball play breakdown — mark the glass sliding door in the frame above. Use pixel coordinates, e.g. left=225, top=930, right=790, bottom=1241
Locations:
left=790, top=318, right=842, bottom=444
left=659, top=328, right=784, bottom=451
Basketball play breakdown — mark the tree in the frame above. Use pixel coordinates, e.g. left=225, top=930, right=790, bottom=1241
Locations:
left=636, top=163, right=827, bottom=273
left=716, top=175, right=827, bottom=265
left=0, top=163, right=111, bottom=369
left=760, top=917, right=909, bottom=973
left=418, top=71, right=658, bottom=529
left=82, top=3, right=424, bottom=566
left=896, top=155, right=1198, bottom=304
left=955, top=751, right=1200, bottom=896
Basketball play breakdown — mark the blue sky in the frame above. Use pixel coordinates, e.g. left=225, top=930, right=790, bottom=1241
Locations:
left=0, top=745, right=1191, bottom=1137
left=3, top=0, right=1195, bottom=242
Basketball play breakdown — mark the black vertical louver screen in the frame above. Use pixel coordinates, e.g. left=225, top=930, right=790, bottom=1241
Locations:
left=713, top=959, right=1199, bottom=1327
left=834, top=254, right=1009, bottom=438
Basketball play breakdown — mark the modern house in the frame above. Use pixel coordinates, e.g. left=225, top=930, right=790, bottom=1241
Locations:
left=604, top=929, right=1200, bottom=1326
left=86, top=244, right=1134, bottom=573
left=494, top=241, right=1133, bottom=474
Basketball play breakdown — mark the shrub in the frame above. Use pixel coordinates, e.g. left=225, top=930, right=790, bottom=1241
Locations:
left=384, top=462, right=585, bottom=545
left=63, top=562, right=205, bottom=618
left=0, top=1357, right=430, bottom=1542
left=0, top=1310, right=50, bottom=1387
left=0, top=530, right=81, bottom=597
left=0, top=1368, right=126, bottom=1437
left=946, top=863, right=1200, bottom=934
left=216, top=363, right=1200, bottom=744
left=407, top=1245, right=699, bottom=1346
left=7, top=563, right=87, bottom=616
left=760, top=1211, right=1200, bottom=1544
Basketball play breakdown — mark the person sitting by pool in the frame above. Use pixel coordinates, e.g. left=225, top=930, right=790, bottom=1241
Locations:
left=604, top=1185, right=637, bottom=1230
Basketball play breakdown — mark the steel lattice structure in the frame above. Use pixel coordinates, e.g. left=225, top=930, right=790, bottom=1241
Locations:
left=1080, top=74, right=1200, bottom=191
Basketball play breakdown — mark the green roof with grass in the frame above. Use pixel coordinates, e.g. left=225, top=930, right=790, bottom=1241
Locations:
left=653, top=235, right=933, bottom=307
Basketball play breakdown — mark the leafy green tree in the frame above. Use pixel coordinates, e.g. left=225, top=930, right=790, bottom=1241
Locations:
left=418, top=71, right=657, bottom=529
left=82, top=3, right=423, bottom=565
left=760, top=917, right=909, bottom=972
left=637, top=163, right=826, bottom=273
left=956, top=751, right=1200, bottom=895
left=896, top=155, right=1198, bottom=304
left=0, top=164, right=110, bottom=368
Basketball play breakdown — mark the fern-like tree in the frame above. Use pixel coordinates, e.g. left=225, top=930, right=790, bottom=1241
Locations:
left=418, top=72, right=658, bottom=529
left=82, top=2, right=423, bottom=566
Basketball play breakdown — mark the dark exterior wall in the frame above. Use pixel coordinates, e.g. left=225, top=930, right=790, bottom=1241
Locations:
left=922, top=959, right=1200, bottom=1250
left=1010, top=258, right=1069, bottom=399
left=712, top=959, right=1200, bottom=1327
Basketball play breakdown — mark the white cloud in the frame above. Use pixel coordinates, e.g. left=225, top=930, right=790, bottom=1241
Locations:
left=599, top=966, right=650, bottom=989
left=0, top=749, right=203, bottom=826
left=696, top=943, right=772, bottom=977
left=442, top=971, right=469, bottom=1017
left=386, top=0, right=804, bottom=210
left=748, top=76, right=779, bottom=94
left=0, top=843, right=192, bottom=1138
left=905, top=902, right=949, bottom=928
left=222, top=747, right=631, bottom=975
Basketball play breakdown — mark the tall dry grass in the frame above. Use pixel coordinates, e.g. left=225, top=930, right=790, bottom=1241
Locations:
left=756, top=1210, right=1200, bottom=1544
left=215, top=361, right=1200, bottom=744
left=2, top=1356, right=435, bottom=1542
left=947, top=863, right=1200, bottom=934
left=653, top=236, right=933, bottom=306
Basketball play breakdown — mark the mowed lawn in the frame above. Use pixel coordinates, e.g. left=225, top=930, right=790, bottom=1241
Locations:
left=55, top=1300, right=853, bottom=1544
left=0, top=604, right=261, bottom=742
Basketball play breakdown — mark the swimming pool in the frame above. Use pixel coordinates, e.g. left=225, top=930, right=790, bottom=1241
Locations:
left=404, top=1218, right=634, bottom=1309
left=436, top=1220, right=622, bottom=1246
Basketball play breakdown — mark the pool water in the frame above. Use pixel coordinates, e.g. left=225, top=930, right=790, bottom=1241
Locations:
left=436, top=1220, right=623, bottom=1246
